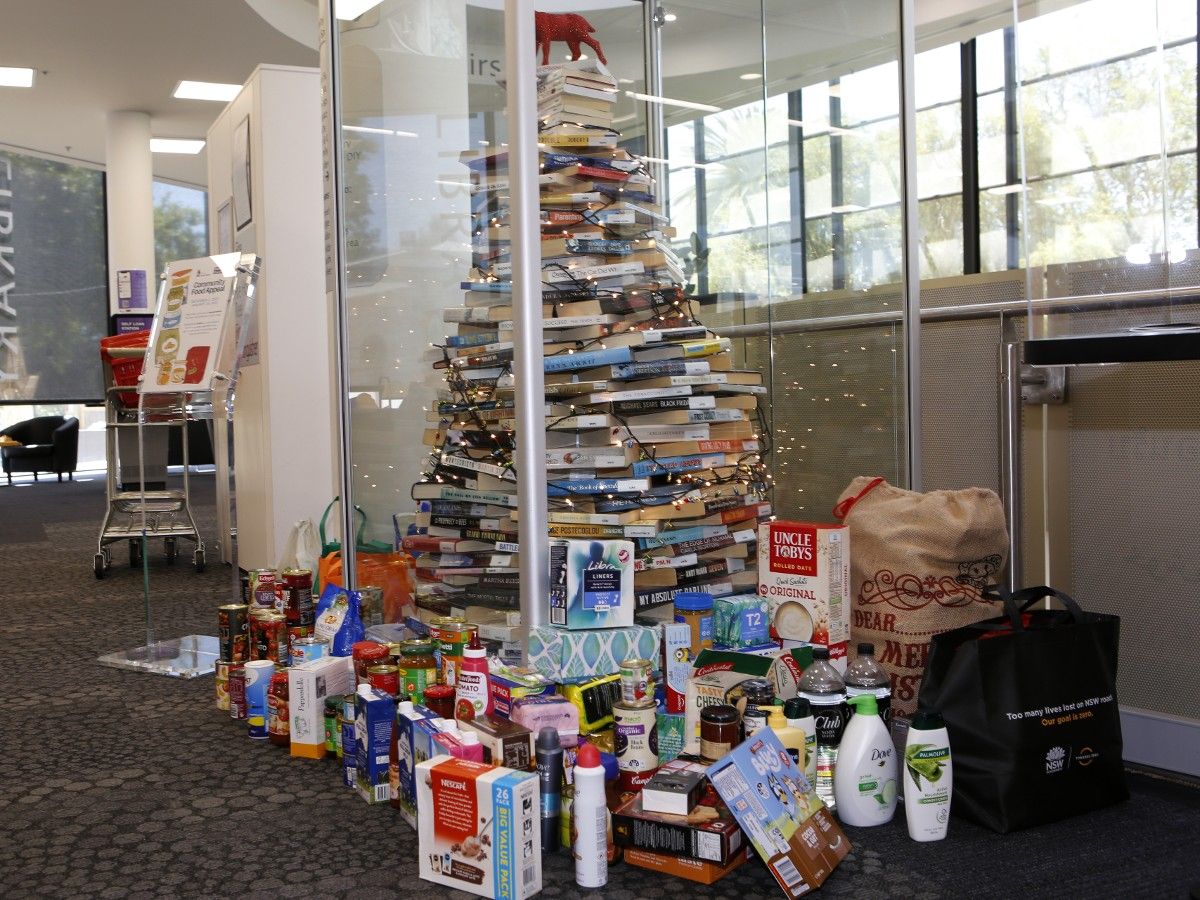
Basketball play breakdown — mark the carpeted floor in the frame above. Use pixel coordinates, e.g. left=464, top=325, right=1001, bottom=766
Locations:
left=1, top=472, right=1198, bottom=899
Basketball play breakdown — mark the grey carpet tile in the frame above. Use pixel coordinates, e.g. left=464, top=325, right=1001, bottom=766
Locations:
left=0, top=474, right=1198, bottom=899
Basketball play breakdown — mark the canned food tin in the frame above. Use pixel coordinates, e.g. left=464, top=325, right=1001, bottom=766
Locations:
left=239, top=570, right=251, bottom=605
left=215, top=660, right=231, bottom=711
left=429, top=617, right=476, bottom=687
left=248, top=568, right=278, bottom=610
left=251, top=612, right=287, bottom=664
left=422, top=683, right=456, bottom=720
left=340, top=715, right=357, bottom=787
left=281, top=568, right=314, bottom=627
left=399, top=640, right=437, bottom=703
left=368, top=664, right=400, bottom=697
left=358, top=585, right=384, bottom=627
left=291, top=635, right=329, bottom=666
left=217, top=604, right=249, bottom=663
left=267, top=672, right=290, bottom=746
left=619, top=657, right=654, bottom=704
left=286, top=624, right=311, bottom=662
left=614, top=698, right=659, bottom=791
left=351, top=641, right=389, bottom=684
left=228, top=664, right=247, bottom=720
left=324, top=697, right=340, bottom=756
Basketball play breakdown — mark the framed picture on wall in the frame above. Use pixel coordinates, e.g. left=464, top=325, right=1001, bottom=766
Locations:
left=231, top=115, right=252, bottom=231
left=216, top=198, right=233, bottom=254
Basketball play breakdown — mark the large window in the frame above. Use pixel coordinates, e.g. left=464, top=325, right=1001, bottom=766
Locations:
left=0, top=149, right=108, bottom=404
left=153, top=181, right=208, bottom=279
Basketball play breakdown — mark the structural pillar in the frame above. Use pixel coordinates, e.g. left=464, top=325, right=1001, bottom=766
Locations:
left=104, top=111, right=156, bottom=313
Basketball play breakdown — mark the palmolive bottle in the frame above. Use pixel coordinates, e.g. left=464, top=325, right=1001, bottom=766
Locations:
left=797, top=645, right=849, bottom=811
left=844, top=642, right=892, bottom=729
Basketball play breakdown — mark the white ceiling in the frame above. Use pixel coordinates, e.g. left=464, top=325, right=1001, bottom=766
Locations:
left=0, top=0, right=318, bottom=185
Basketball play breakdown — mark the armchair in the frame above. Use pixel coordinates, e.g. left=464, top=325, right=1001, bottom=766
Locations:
left=0, top=415, right=80, bottom=483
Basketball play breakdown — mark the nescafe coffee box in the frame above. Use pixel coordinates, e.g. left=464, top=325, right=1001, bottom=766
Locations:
left=758, top=521, right=849, bottom=671
left=611, top=787, right=744, bottom=866
left=417, top=756, right=542, bottom=899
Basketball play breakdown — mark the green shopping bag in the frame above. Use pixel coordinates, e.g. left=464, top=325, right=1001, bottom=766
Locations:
left=318, top=496, right=392, bottom=556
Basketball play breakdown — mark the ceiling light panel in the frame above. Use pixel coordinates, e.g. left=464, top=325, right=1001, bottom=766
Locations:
left=0, top=67, right=35, bottom=88
left=150, top=139, right=206, bottom=154
left=173, top=80, right=241, bottom=102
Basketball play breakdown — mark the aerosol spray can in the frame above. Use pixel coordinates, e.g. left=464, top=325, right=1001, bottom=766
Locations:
left=572, top=742, right=607, bottom=889
left=536, top=727, right=563, bottom=853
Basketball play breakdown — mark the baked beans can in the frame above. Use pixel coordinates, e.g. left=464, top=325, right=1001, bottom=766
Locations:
left=429, top=616, right=476, bottom=687
left=358, top=585, right=384, bottom=627
left=215, top=661, right=231, bottom=711
left=614, top=698, right=659, bottom=792
left=619, top=657, right=654, bottom=704
left=251, top=611, right=287, bottom=664
left=248, top=568, right=278, bottom=610
left=228, top=663, right=247, bottom=720
left=267, top=672, right=290, bottom=746
left=368, top=664, right=400, bottom=697
left=292, top=635, right=329, bottom=666
left=218, top=604, right=249, bottom=663
left=281, top=568, right=314, bottom=627
left=351, top=641, right=389, bottom=684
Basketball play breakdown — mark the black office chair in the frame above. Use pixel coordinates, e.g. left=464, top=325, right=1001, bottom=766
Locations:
left=0, top=415, right=80, bottom=483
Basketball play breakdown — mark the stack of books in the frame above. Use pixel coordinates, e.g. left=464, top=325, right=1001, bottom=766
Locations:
left=407, top=60, right=771, bottom=620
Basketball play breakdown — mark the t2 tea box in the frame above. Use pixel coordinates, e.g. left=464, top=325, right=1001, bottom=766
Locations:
left=417, top=756, right=542, bottom=899
left=758, top=521, right=849, bottom=670
left=548, top=538, right=634, bottom=629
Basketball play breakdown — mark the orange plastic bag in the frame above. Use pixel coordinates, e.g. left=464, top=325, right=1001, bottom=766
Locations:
left=319, top=549, right=416, bottom=623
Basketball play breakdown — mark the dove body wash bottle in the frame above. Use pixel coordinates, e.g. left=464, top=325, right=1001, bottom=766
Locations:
left=903, top=710, right=952, bottom=841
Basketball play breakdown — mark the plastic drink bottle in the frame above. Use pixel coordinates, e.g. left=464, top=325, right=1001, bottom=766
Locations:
left=903, top=710, right=952, bottom=841
left=572, top=742, right=608, bottom=888
left=833, top=693, right=899, bottom=826
left=784, top=696, right=818, bottom=786
left=797, top=646, right=848, bottom=811
left=536, top=727, right=564, bottom=853
left=844, top=642, right=892, bottom=728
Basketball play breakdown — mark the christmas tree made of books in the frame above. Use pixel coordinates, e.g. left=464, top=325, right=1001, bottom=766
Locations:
left=406, top=58, right=772, bottom=628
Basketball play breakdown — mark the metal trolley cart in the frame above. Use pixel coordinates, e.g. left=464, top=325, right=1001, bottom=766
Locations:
left=95, top=335, right=208, bottom=577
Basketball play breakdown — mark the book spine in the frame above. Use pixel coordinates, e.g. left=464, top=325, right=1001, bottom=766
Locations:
left=612, top=396, right=716, bottom=415
left=611, top=360, right=710, bottom=379
left=543, top=346, right=633, bottom=372
left=631, top=453, right=726, bottom=478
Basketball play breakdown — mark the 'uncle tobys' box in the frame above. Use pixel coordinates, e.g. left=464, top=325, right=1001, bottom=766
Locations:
left=758, top=521, right=849, bottom=671
left=417, top=756, right=542, bottom=899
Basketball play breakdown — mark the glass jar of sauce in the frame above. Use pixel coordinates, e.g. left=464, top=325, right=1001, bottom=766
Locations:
left=700, top=704, right=742, bottom=762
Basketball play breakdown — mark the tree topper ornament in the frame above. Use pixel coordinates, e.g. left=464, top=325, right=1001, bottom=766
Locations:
left=534, top=12, right=607, bottom=66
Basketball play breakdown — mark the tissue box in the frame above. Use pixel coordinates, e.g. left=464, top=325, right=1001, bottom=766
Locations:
left=528, top=624, right=660, bottom=683
left=548, top=538, right=634, bottom=629
left=417, top=757, right=542, bottom=899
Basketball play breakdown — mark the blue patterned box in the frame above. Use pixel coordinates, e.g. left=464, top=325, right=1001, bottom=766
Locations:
left=528, top=624, right=660, bottom=682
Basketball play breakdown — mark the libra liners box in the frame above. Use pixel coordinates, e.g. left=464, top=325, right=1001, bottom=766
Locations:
left=548, top=538, right=635, bottom=629
left=417, top=756, right=542, bottom=900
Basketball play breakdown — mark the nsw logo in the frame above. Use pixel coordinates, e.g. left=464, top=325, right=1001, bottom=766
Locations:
left=1045, top=745, right=1068, bottom=775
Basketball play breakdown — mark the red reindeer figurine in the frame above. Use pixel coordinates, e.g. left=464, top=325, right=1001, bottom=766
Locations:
left=535, top=11, right=607, bottom=66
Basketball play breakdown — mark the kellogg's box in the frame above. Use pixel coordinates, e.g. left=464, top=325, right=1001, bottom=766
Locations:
left=758, top=521, right=849, bottom=671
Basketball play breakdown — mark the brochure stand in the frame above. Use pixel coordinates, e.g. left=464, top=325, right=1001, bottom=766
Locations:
left=98, top=252, right=260, bottom=678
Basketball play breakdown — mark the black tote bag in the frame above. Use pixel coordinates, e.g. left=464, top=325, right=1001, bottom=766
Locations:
left=917, top=586, right=1127, bottom=833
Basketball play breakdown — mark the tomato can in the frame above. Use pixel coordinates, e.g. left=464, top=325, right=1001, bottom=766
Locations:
left=228, top=663, right=247, bottom=721
left=368, top=664, right=400, bottom=697
left=248, top=568, right=278, bottom=610
left=429, top=616, right=476, bottom=687
left=619, top=657, right=654, bottom=704
left=267, top=672, right=290, bottom=746
left=217, top=604, right=249, bottom=663
left=614, top=698, right=659, bottom=791
left=281, top=568, right=314, bottom=627
left=215, top=660, right=231, bottom=711
left=251, top=611, right=287, bottom=664
left=358, top=585, right=384, bottom=627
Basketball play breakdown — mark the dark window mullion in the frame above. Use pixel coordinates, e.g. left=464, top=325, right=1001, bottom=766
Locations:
left=962, top=39, right=981, bottom=275
left=788, top=90, right=807, bottom=295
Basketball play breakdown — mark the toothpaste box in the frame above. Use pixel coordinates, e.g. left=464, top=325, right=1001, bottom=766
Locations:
left=355, top=685, right=397, bottom=804
left=396, top=703, right=433, bottom=828
left=707, top=728, right=850, bottom=896
left=548, top=538, right=635, bottom=629
left=758, top=521, right=849, bottom=670
left=288, top=654, right=354, bottom=759
left=417, top=757, right=542, bottom=900
left=662, top=621, right=691, bottom=714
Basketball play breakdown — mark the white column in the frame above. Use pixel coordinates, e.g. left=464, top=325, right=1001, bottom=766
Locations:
left=105, top=111, right=156, bottom=314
